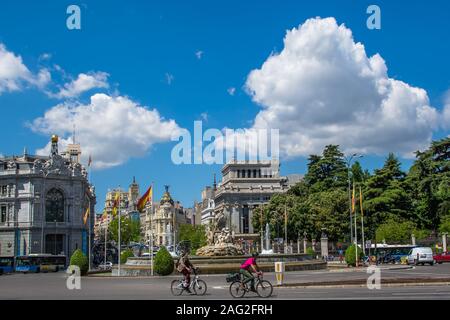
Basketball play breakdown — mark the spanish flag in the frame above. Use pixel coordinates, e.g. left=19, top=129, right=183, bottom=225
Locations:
left=137, top=186, right=153, bottom=212
left=351, top=184, right=356, bottom=214
left=112, top=192, right=120, bottom=217
left=359, top=186, right=364, bottom=217
left=83, top=207, right=90, bottom=225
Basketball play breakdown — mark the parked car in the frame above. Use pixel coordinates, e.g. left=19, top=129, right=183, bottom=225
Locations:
left=98, top=262, right=113, bottom=271
left=407, top=247, right=434, bottom=266
left=433, top=251, right=450, bottom=264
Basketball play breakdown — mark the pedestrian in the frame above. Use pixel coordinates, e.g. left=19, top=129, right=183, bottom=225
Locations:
left=338, top=248, right=344, bottom=263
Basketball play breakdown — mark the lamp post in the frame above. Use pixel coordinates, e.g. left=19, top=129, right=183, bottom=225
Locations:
left=284, top=199, right=288, bottom=252
left=40, top=170, right=50, bottom=254
left=260, top=204, right=264, bottom=252
left=54, top=219, right=57, bottom=255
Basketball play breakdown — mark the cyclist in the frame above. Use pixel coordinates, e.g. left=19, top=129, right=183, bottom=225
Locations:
left=240, top=252, right=262, bottom=292
left=176, top=250, right=194, bottom=293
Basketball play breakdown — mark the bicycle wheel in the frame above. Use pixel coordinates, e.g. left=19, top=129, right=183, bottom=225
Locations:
left=171, top=280, right=184, bottom=296
left=229, top=281, right=246, bottom=298
left=193, top=279, right=207, bottom=296
left=256, top=280, right=273, bottom=298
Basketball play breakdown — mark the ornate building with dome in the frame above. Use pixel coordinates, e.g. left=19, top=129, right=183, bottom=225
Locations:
left=144, top=185, right=190, bottom=248
left=0, top=135, right=96, bottom=258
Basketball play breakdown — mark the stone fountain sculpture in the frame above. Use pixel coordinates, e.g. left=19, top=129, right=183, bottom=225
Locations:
left=196, top=210, right=244, bottom=256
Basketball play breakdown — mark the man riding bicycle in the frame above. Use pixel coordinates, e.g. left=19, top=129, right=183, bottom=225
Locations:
left=240, top=252, right=262, bottom=292
left=176, top=250, right=195, bottom=293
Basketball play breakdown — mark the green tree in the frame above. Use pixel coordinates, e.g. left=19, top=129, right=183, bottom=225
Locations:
left=345, top=244, right=364, bottom=267
left=70, top=249, right=88, bottom=276
left=307, top=189, right=349, bottom=242
left=109, top=216, right=141, bottom=245
left=407, top=137, right=450, bottom=230
left=120, top=249, right=135, bottom=264
left=179, top=224, right=207, bottom=252
left=363, top=153, right=412, bottom=238
left=375, top=218, right=429, bottom=244
left=154, top=246, right=174, bottom=276
left=439, top=216, right=450, bottom=234
left=304, top=145, right=347, bottom=192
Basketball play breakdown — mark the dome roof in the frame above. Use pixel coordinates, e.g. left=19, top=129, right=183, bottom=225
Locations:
left=160, top=185, right=174, bottom=205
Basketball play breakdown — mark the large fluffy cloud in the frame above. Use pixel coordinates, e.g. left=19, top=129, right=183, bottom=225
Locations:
left=54, top=72, right=109, bottom=98
left=29, top=93, right=182, bottom=169
left=245, top=17, right=444, bottom=158
left=0, top=43, right=50, bottom=94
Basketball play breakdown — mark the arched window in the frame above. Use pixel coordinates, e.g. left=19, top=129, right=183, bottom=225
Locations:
left=46, top=189, right=64, bottom=222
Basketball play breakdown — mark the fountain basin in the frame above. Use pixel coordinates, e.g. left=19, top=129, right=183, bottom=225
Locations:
left=111, top=253, right=326, bottom=276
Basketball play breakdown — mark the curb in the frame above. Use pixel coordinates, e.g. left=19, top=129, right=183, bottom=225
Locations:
left=276, top=277, right=450, bottom=288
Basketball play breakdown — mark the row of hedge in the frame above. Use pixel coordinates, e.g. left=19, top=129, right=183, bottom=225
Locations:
left=69, top=246, right=176, bottom=276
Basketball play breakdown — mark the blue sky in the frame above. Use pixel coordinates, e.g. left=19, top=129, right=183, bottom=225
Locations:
left=0, top=0, right=449, bottom=210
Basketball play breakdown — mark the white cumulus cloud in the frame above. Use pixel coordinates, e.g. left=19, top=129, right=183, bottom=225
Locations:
left=53, top=72, right=109, bottom=99
left=29, top=93, right=183, bottom=169
left=0, top=43, right=50, bottom=94
left=244, top=17, right=444, bottom=158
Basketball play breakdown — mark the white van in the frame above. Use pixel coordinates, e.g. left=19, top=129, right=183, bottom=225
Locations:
left=407, top=247, right=434, bottom=266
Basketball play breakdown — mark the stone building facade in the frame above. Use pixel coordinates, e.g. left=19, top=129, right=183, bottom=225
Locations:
left=0, top=135, right=95, bottom=258
left=213, top=160, right=302, bottom=239
left=144, top=186, right=190, bottom=248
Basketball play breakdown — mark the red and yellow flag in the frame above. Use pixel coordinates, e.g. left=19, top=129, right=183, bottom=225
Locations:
left=351, top=184, right=356, bottom=214
left=112, top=192, right=120, bottom=217
left=83, top=207, right=90, bottom=225
left=137, top=186, right=153, bottom=212
left=359, top=186, right=364, bottom=217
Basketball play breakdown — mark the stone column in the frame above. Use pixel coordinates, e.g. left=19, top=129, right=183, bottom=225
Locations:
left=303, top=237, right=307, bottom=253
left=443, top=233, right=448, bottom=252
left=411, top=234, right=416, bottom=246
left=321, top=235, right=329, bottom=259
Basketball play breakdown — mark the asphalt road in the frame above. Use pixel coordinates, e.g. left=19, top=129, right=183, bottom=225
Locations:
left=1, top=264, right=450, bottom=300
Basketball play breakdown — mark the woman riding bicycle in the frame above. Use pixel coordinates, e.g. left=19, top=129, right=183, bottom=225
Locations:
left=240, top=252, right=262, bottom=292
left=176, top=250, right=195, bottom=293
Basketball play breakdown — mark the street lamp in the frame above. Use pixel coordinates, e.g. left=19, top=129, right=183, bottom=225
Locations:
left=40, top=170, right=50, bottom=254
left=54, top=219, right=57, bottom=255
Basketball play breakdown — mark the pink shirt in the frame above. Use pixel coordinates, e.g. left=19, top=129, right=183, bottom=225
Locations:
left=241, top=257, right=256, bottom=270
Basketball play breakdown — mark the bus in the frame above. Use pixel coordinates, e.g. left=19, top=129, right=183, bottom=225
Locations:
left=0, top=257, right=14, bottom=274
left=15, top=254, right=67, bottom=273
left=368, top=244, right=417, bottom=264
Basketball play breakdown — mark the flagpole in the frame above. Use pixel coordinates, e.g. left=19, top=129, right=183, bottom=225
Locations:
left=360, top=185, right=365, bottom=257
left=88, top=158, right=92, bottom=272
left=150, top=182, right=154, bottom=276
left=88, top=200, right=91, bottom=272
left=118, top=187, right=121, bottom=277
left=105, top=210, right=108, bottom=270
left=354, top=183, right=358, bottom=267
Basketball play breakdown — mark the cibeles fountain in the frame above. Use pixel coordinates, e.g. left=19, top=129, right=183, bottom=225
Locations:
left=196, top=211, right=244, bottom=256
left=115, top=208, right=326, bottom=276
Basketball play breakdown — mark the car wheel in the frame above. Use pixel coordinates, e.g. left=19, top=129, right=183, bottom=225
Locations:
left=439, top=262, right=443, bottom=264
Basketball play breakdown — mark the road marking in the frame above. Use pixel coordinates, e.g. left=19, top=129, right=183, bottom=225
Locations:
left=212, top=286, right=225, bottom=289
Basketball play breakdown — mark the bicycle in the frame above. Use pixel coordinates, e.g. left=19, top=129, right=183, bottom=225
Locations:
left=229, top=272, right=273, bottom=298
left=171, top=267, right=207, bottom=296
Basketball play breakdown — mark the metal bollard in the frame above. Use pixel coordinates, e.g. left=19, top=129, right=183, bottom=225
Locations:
left=275, top=261, right=285, bottom=285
